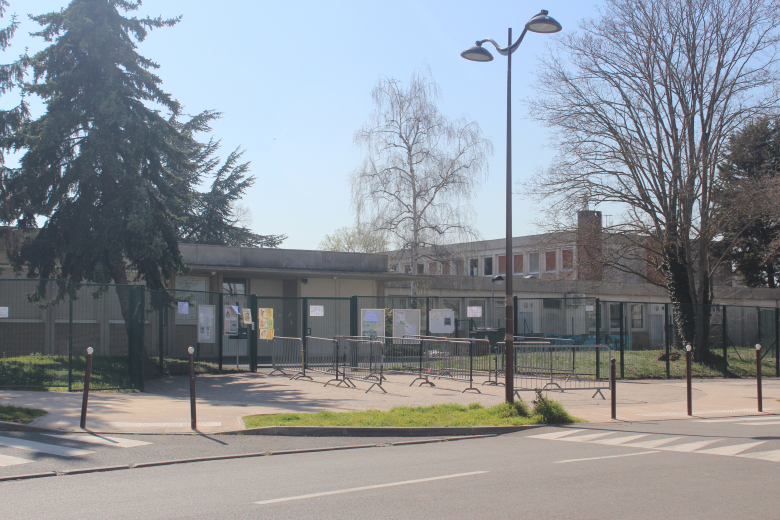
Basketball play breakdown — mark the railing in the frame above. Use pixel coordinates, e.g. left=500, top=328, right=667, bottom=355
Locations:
left=268, top=337, right=304, bottom=378
left=342, top=339, right=386, bottom=393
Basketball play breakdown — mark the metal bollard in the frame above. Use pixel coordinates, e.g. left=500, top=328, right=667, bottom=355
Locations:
left=189, top=346, right=197, bottom=430
left=756, top=344, right=763, bottom=413
left=686, top=344, right=692, bottom=416
left=610, top=358, right=616, bottom=420
left=80, top=347, right=94, bottom=429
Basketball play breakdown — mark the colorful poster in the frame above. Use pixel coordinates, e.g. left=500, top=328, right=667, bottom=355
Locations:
left=257, top=307, right=275, bottom=341
left=393, top=309, right=420, bottom=338
left=361, top=308, right=385, bottom=338
left=241, top=308, right=252, bottom=324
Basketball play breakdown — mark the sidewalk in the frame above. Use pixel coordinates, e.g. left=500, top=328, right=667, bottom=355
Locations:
left=1, top=371, right=778, bottom=434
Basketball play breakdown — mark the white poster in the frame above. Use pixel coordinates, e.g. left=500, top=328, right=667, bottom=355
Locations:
left=224, top=305, right=239, bottom=335
left=467, top=306, right=483, bottom=318
left=393, top=309, right=420, bottom=338
left=429, top=309, right=455, bottom=334
left=177, top=301, right=189, bottom=314
left=198, top=305, right=215, bottom=343
left=0, top=307, right=8, bottom=318
left=309, top=305, right=325, bottom=317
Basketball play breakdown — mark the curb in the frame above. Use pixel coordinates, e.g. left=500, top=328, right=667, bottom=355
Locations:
left=226, top=425, right=542, bottom=436
left=0, top=433, right=497, bottom=482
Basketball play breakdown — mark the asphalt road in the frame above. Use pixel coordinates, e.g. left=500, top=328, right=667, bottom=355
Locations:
left=2, top=417, right=780, bottom=519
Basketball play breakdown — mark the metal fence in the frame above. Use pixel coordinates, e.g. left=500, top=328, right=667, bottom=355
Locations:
left=1, top=278, right=777, bottom=390
left=510, top=343, right=612, bottom=398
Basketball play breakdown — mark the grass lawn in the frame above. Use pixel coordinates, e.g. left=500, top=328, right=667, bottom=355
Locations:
left=0, top=355, right=242, bottom=391
left=0, top=404, right=48, bottom=424
left=243, top=397, right=581, bottom=429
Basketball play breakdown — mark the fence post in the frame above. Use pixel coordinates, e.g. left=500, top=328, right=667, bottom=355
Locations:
left=302, top=297, right=309, bottom=343
left=686, top=344, right=692, bottom=416
left=218, top=292, right=224, bottom=371
left=350, top=296, right=358, bottom=338
left=595, top=298, right=601, bottom=345
left=665, top=303, right=671, bottom=379
left=596, top=347, right=601, bottom=380
left=68, top=280, right=73, bottom=392
left=513, top=295, right=518, bottom=336
left=249, top=294, right=258, bottom=373
left=157, top=291, right=163, bottom=373
left=138, top=286, right=145, bottom=392
left=619, top=303, right=625, bottom=379
left=426, top=297, right=431, bottom=335
left=188, top=346, right=197, bottom=430
left=80, top=347, right=93, bottom=429
left=756, top=344, right=763, bottom=412
left=610, top=357, right=616, bottom=420
left=775, top=307, right=779, bottom=378
left=722, top=305, right=728, bottom=377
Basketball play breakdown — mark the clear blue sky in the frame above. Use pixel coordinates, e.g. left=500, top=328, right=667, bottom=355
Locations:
left=8, top=0, right=599, bottom=250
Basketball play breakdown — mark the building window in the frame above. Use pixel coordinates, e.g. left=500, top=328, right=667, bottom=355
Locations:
left=428, top=262, right=438, bottom=275
left=223, top=278, right=246, bottom=295
left=513, top=254, right=523, bottom=275
left=403, top=264, right=412, bottom=274
left=177, top=278, right=207, bottom=292
left=469, top=258, right=478, bottom=276
left=609, top=303, right=621, bottom=330
left=497, top=255, right=506, bottom=276
left=528, top=253, right=540, bottom=274
left=631, top=304, right=644, bottom=329
left=483, top=257, right=493, bottom=276
left=562, top=249, right=574, bottom=270
left=416, top=263, right=424, bottom=275
left=454, top=259, right=465, bottom=276
left=545, top=251, right=556, bottom=272
left=542, top=299, right=562, bottom=309
left=441, top=262, right=450, bottom=275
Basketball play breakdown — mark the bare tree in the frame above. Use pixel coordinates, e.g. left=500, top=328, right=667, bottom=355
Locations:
left=318, top=225, right=388, bottom=254
left=352, top=65, right=492, bottom=295
left=525, top=0, right=780, bottom=360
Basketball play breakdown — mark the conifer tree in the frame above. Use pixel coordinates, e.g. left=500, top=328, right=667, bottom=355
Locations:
left=2, top=0, right=192, bottom=296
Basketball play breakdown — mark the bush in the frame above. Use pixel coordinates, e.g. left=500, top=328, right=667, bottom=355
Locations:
left=532, top=389, right=575, bottom=424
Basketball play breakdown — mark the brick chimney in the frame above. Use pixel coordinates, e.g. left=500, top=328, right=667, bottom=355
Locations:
left=577, top=210, right=603, bottom=281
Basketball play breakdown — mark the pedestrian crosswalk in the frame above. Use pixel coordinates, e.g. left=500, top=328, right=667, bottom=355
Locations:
left=528, top=428, right=780, bottom=463
left=0, top=434, right=151, bottom=467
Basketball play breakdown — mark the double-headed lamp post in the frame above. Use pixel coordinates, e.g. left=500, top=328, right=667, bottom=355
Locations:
left=462, top=10, right=562, bottom=403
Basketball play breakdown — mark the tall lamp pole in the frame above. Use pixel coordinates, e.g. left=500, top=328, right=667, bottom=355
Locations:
left=462, top=10, right=562, bottom=403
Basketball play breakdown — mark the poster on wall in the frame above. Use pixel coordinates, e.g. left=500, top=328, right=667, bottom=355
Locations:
left=0, top=307, right=8, bottom=318
left=258, top=308, right=275, bottom=340
left=393, top=309, right=420, bottom=338
left=197, top=305, right=215, bottom=343
left=224, top=305, right=239, bottom=335
left=467, top=306, right=483, bottom=318
left=177, top=301, right=189, bottom=314
left=309, top=305, right=325, bottom=317
left=360, top=309, right=385, bottom=338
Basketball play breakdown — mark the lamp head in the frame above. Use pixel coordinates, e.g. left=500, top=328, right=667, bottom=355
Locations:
left=756, top=343, right=762, bottom=351
left=685, top=344, right=692, bottom=352
left=492, top=275, right=505, bottom=282
left=461, top=44, right=493, bottom=62
left=87, top=347, right=94, bottom=355
left=188, top=346, right=195, bottom=355
left=525, top=10, right=562, bottom=34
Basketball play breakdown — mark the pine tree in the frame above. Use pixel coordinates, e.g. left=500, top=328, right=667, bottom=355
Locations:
left=2, top=0, right=192, bottom=294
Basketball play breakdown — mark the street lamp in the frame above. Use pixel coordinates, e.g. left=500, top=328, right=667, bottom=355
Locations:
left=462, top=9, right=561, bottom=403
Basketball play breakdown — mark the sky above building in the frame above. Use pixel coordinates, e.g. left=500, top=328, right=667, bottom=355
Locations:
left=7, top=0, right=599, bottom=250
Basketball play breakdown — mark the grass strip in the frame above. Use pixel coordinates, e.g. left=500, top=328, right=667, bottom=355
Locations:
left=0, top=404, right=48, bottom=424
left=243, top=398, right=580, bottom=429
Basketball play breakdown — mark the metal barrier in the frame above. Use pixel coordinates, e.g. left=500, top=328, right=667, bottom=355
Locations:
left=342, top=339, right=386, bottom=393
left=512, top=343, right=612, bottom=399
left=381, top=336, right=481, bottom=393
left=305, top=336, right=338, bottom=383
left=268, top=337, right=304, bottom=378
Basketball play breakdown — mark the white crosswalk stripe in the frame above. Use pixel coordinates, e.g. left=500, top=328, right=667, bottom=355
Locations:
left=0, top=434, right=152, bottom=467
left=0, top=454, right=34, bottom=467
left=693, top=416, right=779, bottom=423
left=43, top=434, right=151, bottom=448
left=0, top=436, right=94, bottom=457
left=528, top=428, right=780, bottom=463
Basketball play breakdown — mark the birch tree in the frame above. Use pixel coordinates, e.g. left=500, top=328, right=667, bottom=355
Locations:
left=526, top=0, right=780, bottom=361
left=351, top=66, right=492, bottom=295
